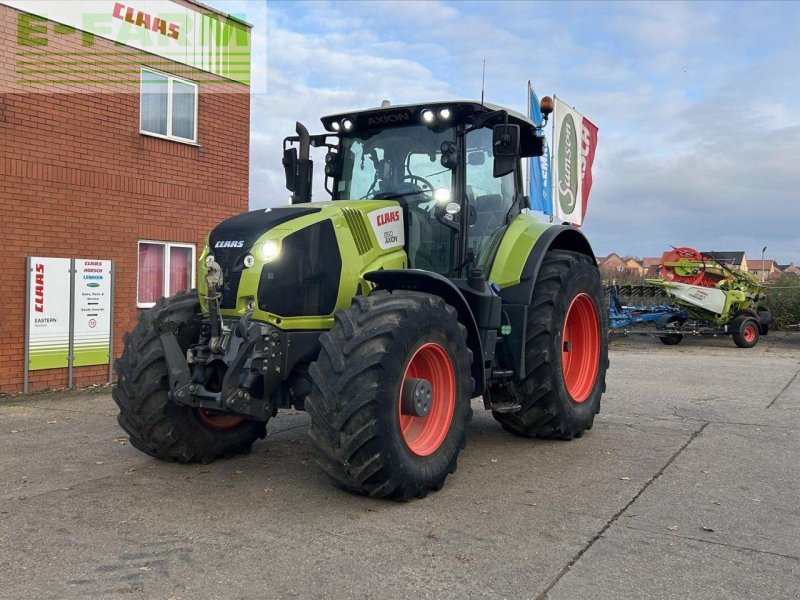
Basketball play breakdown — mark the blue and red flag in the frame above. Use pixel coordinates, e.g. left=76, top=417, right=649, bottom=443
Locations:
left=527, top=82, right=551, bottom=215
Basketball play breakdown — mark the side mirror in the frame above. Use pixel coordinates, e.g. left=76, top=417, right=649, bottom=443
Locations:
left=282, top=147, right=313, bottom=203
left=282, top=147, right=298, bottom=192
left=492, top=123, right=520, bottom=177
left=282, top=147, right=314, bottom=203
left=282, top=122, right=314, bottom=204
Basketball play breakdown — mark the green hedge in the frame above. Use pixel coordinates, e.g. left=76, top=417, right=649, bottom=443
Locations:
left=764, top=274, right=800, bottom=330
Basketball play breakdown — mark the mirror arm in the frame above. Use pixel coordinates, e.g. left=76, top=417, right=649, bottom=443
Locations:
left=465, top=109, right=507, bottom=133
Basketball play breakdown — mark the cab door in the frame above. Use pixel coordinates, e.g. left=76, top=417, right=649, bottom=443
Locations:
left=464, top=127, right=522, bottom=273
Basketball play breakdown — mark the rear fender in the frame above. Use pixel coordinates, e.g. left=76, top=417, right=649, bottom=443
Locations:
left=364, top=270, right=485, bottom=395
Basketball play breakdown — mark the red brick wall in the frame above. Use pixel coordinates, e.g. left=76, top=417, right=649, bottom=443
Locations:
left=0, top=4, right=251, bottom=393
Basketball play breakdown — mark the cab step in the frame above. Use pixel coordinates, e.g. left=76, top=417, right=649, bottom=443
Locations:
left=491, top=368, right=515, bottom=380
left=490, top=401, right=522, bottom=413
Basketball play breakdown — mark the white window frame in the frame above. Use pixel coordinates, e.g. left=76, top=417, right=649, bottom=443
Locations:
left=137, top=240, right=196, bottom=308
left=139, top=67, right=199, bottom=144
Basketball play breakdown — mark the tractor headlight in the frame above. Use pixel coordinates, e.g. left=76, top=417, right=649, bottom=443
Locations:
left=260, top=240, right=281, bottom=261
left=421, top=109, right=435, bottom=124
left=243, top=254, right=255, bottom=268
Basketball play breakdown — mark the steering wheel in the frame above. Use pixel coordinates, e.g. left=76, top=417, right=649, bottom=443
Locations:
left=402, top=174, right=434, bottom=199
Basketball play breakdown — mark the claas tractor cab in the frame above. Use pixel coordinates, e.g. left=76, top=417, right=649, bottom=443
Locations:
left=114, top=99, right=609, bottom=500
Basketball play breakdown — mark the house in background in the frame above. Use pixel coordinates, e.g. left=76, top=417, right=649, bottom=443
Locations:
left=748, top=259, right=778, bottom=281
left=624, top=258, right=644, bottom=277
left=641, top=257, right=662, bottom=278
left=703, top=251, right=748, bottom=272
left=597, top=253, right=626, bottom=275
left=777, top=263, right=800, bottom=275
left=597, top=254, right=644, bottom=278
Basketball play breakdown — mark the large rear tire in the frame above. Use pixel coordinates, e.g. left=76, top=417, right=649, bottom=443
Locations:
left=112, top=290, right=266, bottom=463
left=492, top=250, right=609, bottom=438
left=306, top=291, right=473, bottom=500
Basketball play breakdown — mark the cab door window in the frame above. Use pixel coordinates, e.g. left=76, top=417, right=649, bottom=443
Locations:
left=465, top=127, right=516, bottom=265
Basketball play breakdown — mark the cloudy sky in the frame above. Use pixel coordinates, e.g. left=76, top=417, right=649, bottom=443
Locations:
left=209, top=0, right=799, bottom=264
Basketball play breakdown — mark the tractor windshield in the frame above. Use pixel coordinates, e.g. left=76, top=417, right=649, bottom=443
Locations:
left=335, top=125, right=456, bottom=274
left=335, top=125, right=455, bottom=202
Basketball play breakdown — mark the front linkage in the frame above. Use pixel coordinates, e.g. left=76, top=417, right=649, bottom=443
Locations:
left=161, top=261, right=317, bottom=422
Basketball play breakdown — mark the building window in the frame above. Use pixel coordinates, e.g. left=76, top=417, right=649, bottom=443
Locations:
left=137, top=241, right=196, bottom=308
left=140, top=68, right=198, bottom=143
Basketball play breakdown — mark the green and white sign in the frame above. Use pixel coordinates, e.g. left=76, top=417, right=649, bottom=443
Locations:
left=3, top=0, right=251, bottom=84
left=73, top=259, right=112, bottom=367
left=27, top=257, right=71, bottom=370
left=25, top=257, right=115, bottom=391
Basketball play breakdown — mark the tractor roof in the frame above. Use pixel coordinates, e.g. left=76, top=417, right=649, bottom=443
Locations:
left=322, top=100, right=535, bottom=130
left=321, top=100, right=541, bottom=155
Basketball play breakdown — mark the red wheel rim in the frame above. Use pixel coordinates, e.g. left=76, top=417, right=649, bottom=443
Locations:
left=198, top=409, right=245, bottom=429
left=398, top=343, right=455, bottom=457
left=561, top=293, right=601, bottom=403
left=743, top=323, right=757, bottom=343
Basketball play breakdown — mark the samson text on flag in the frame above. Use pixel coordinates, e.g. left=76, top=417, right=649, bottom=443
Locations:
left=551, top=97, right=598, bottom=227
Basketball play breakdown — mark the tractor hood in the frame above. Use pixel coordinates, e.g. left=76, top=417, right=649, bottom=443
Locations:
left=199, top=201, right=409, bottom=329
left=207, top=206, right=322, bottom=310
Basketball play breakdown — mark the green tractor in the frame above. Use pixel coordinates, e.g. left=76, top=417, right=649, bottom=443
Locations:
left=113, top=99, right=609, bottom=500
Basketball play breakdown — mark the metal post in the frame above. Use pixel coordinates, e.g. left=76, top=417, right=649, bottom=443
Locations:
left=108, top=260, right=115, bottom=384
left=67, top=258, right=75, bottom=389
left=23, top=257, right=31, bottom=394
left=761, top=246, right=767, bottom=283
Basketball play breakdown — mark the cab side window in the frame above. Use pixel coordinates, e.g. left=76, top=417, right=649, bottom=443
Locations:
left=465, top=127, right=516, bottom=266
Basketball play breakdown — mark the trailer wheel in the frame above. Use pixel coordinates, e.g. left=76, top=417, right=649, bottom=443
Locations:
left=113, top=290, right=266, bottom=463
left=732, top=316, right=760, bottom=348
left=306, top=291, right=473, bottom=500
left=659, top=316, right=684, bottom=345
left=492, top=250, right=608, bottom=439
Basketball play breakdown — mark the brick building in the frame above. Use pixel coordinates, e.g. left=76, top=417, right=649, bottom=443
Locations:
left=0, top=0, right=251, bottom=392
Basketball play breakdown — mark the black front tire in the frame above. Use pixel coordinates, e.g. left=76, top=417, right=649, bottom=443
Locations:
left=306, top=291, right=473, bottom=500
left=659, top=316, right=684, bottom=345
left=112, top=290, right=266, bottom=463
left=492, top=250, right=609, bottom=439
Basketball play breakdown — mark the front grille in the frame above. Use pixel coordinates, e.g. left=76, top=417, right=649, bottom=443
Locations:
left=342, top=207, right=372, bottom=255
left=213, top=247, right=247, bottom=308
left=258, top=220, right=342, bottom=317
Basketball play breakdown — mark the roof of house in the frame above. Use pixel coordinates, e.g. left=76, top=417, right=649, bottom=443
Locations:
left=748, top=259, right=774, bottom=270
left=702, top=251, right=746, bottom=266
left=642, top=257, right=662, bottom=268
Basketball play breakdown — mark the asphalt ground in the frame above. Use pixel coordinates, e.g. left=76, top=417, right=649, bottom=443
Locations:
left=1, top=333, right=799, bottom=599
